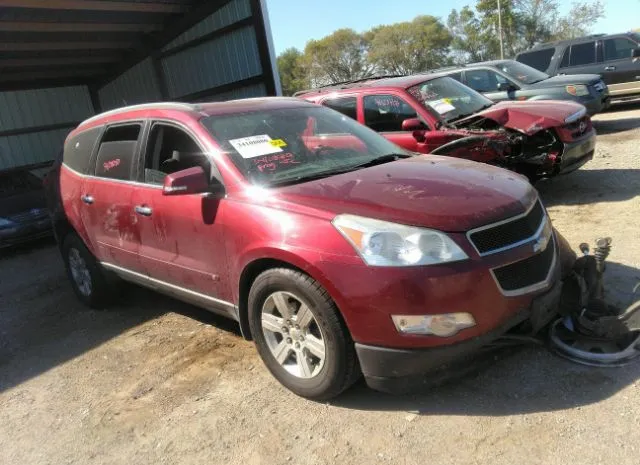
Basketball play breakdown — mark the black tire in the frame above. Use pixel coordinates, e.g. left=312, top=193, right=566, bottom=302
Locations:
left=248, top=268, right=360, bottom=400
left=61, top=233, right=113, bottom=309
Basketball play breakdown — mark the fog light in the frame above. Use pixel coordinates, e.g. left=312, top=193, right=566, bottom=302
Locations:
left=391, top=313, right=476, bottom=337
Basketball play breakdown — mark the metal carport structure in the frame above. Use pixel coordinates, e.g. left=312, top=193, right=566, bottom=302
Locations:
left=0, top=0, right=280, bottom=170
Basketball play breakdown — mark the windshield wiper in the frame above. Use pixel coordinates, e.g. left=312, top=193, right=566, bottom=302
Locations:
left=268, top=153, right=412, bottom=187
left=348, top=153, right=413, bottom=169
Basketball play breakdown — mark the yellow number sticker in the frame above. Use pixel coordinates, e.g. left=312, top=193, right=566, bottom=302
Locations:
left=269, top=139, right=287, bottom=147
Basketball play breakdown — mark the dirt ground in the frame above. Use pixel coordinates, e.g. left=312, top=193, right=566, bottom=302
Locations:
left=1, top=102, right=639, bottom=465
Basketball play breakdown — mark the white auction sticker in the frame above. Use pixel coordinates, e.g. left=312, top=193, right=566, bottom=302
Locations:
left=229, top=134, right=283, bottom=159
left=428, top=99, right=456, bottom=115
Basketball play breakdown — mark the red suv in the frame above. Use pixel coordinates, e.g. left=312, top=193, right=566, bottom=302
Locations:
left=298, top=74, right=596, bottom=180
left=49, top=99, right=568, bottom=399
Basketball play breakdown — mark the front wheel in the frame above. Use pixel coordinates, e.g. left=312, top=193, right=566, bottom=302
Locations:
left=248, top=268, right=360, bottom=400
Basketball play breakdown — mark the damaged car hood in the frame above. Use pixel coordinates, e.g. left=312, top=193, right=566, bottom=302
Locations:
left=457, top=100, right=586, bottom=135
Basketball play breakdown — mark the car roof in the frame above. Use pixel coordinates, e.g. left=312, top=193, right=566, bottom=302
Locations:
left=521, top=32, right=637, bottom=51
left=74, top=97, right=316, bottom=132
left=295, top=72, right=451, bottom=98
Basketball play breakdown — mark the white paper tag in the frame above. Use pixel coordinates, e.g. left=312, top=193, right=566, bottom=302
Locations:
left=229, top=134, right=283, bottom=159
left=428, top=99, right=456, bottom=115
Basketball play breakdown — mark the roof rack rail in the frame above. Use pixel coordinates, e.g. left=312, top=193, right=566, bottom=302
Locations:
left=533, top=33, right=608, bottom=49
left=293, top=74, right=405, bottom=97
left=80, top=102, right=196, bottom=126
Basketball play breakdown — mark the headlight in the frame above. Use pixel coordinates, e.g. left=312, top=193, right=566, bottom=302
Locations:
left=392, top=313, right=476, bottom=337
left=332, top=214, right=468, bottom=266
left=566, top=84, right=589, bottom=96
left=0, top=217, right=16, bottom=229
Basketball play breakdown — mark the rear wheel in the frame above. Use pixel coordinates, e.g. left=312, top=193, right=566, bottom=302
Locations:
left=248, top=268, right=359, bottom=400
left=62, top=234, right=113, bottom=309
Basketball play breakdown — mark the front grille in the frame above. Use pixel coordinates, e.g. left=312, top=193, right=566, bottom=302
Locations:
left=469, top=201, right=545, bottom=255
left=492, top=238, right=555, bottom=292
left=564, top=116, right=592, bottom=139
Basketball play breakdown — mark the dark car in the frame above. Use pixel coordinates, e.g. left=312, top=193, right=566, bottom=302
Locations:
left=49, top=100, right=568, bottom=399
left=434, top=60, right=610, bottom=115
left=0, top=163, right=52, bottom=248
left=516, top=32, right=640, bottom=101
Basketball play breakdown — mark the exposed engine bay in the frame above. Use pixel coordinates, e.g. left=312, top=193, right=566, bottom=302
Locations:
left=432, top=115, right=565, bottom=181
left=496, top=237, right=640, bottom=367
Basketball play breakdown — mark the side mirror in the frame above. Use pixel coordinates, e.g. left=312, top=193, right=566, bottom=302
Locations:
left=162, top=166, right=211, bottom=196
left=402, top=118, right=427, bottom=131
left=633, top=48, right=640, bottom=59
left=497, top=82, right=517, bottom=92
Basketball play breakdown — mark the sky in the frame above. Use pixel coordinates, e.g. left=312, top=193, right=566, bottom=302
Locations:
left=264, top=0, right=639, bottom=55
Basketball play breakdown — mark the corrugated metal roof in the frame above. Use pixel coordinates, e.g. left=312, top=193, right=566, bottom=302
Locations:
left=191, top=82, right=266, bottom=103
left=0, top=127, right=70, bottom=169
left=98, top=58, right=162, bottom=111
left=163, top=0, right=252, bottom=51
left=0, top=86, right=93, bottom=131
left=162, top=26, right=262, bottom=98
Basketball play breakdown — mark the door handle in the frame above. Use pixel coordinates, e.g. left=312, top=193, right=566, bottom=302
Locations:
left=134, top=205, right=153, bottom=217
left=604, top=66, right=616, bottom=71
left=81, top=195, right=94, bottom=205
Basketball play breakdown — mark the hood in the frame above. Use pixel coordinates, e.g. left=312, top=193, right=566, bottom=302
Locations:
left=459, top=100, right=585, bottom=135
left=266, top=156, right=537, bottom=232
left=527, top=74, right=602, bottom=88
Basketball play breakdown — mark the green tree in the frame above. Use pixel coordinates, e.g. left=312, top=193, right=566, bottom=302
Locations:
left=276, top=47, right=308, bottom=96
left=303, top=29, right=373, bottom=86
left=447, top=6, right=489, bottom=63
left=551, top=1, right=605, bottom=40
left=366, top=16, right=452, bottom=74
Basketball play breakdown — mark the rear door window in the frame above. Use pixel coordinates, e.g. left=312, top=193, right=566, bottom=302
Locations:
left=568, top=42, right=597, bottom=67
left=94, top=124, right=141, bottom=180
left=517, top=48, right=554, bottom=72
left=363, top=94, right=417, bottom=132
left=603, top=38, right=638, bottom=61
left=322, top=97, right=357, bottom=120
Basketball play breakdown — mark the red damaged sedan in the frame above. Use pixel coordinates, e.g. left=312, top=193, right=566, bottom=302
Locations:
left=49, top=98, right=568, bottom=399
left=297, top=74, right=596, bottom=181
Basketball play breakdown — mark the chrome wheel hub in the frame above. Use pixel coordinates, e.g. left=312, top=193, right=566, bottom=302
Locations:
left=68, top=248, right=92, bottom=297
left=261, top=291, right=326, bottom=379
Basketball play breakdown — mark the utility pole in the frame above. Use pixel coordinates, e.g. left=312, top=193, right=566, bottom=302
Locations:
left=497, top=0, right=504, bottom=59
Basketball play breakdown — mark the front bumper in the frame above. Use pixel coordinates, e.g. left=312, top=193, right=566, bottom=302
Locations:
left=557, top=131, right=596, bottom=175
left=357, top=278, right=563, bottom=394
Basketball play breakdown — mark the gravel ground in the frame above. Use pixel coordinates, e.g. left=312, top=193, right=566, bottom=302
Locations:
left=1, top=102, right=639, bottom=465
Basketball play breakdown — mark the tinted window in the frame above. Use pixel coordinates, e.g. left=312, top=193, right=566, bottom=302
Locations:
left=63, top=127, right=102, bottom=174
left=363, top=95, right=417, bottom=132
left=94, top=124, right=141, bottom=180
left=142, top=124, right=209, bottom=185
left=447, top=72, right=462, bottom=82
left=569, top=42, right=596, bottom=66
left=517, top=48, right=554, bottom=72
left=603, top=38, right=638, bottom=61
left=322, top=97, right=357, bottom=120
left=465, top=69, right=508, bottom=92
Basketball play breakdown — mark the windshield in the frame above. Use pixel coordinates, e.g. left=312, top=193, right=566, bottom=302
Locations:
left=408, top=76, right=494, bottom=124
left=494, top=60, right=549, bottom=84
left=202, top=106, right=409, bottom=186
